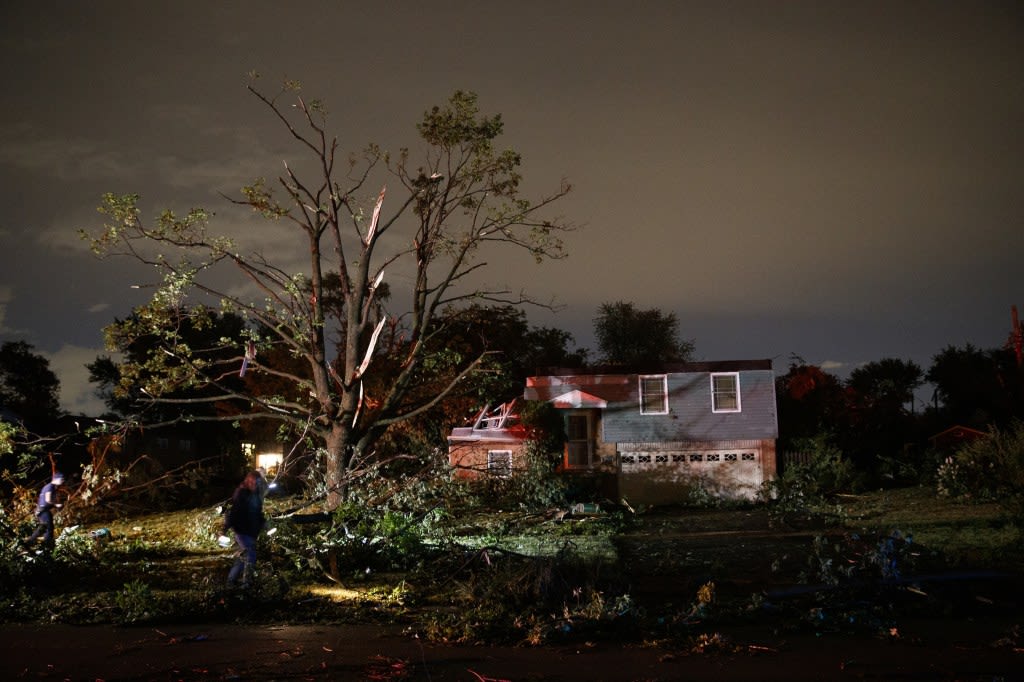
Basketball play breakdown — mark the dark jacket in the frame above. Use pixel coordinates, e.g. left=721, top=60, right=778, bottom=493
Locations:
left=225, top=486, right=265, bottom=537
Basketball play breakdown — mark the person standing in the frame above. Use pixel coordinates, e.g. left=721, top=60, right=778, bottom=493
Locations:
left=254, top=467, right=270, bottom=503
left=26, top=472, right=65, bottom=552
left=224, top=470, right=265, bottom=588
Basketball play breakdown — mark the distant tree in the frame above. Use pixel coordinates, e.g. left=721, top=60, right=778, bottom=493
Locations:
left=521, top=325, right=589, bottom=372
left=373, top=304, right=585, bottom=458
left=87, top=308, right=247, bottom=421
left=593, top=301, right=694, bottom=368
left=82, top=81, right=573, bottom=506
left=443, top=305, right=586, bottom=382
left=845, top=358, right=924, bottom=479
left=85, top=356, right=121, bottom=417
left=0, top=341, right=62, bottom=431
left=927, top=344, right=1022, bottom=428
left=0, top=342, right=64, bottom=484
left=847, top=358, right=923, bottom=415
left=87, top=307, right=257, bottom=478
left=775, top=360, right=848, bottom=450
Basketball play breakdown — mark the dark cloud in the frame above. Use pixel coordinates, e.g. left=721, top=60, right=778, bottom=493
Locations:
left=1, top=1, right=1021, bottom=414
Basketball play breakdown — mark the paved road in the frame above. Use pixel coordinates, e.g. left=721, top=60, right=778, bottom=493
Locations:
left=3, top=620, right=1021, bottom=681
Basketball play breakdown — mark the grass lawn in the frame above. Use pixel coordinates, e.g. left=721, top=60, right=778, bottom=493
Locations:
left=838, top=486, right=1021, bottom=568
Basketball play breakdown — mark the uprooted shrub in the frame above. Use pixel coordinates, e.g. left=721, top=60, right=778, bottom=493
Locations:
left=936, top=421, right=1024, bottom=521
left=271, top=501, right=444, bottom=583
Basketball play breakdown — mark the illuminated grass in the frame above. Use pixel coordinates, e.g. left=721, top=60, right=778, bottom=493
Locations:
left=839, top=486, right=1021, bottom=567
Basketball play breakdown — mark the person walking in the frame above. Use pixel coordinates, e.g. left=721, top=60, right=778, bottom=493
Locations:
left=223, top=470, right=266, bottom=588
left=255, top=466, right=270, bottom=502
left=26, top=472, right=65, bottom=552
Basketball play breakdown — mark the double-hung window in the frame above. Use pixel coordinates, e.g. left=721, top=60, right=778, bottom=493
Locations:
left=711, top=372, right=741, bottom=413
left=639, top=374, right=669, bottom=415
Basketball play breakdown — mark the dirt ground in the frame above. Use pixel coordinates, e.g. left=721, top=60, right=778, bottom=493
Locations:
left=3, top=619, right=1022, bottom=681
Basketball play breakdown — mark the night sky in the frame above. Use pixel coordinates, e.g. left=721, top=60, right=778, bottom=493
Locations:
left=1, top=1, right=1021, bottom=415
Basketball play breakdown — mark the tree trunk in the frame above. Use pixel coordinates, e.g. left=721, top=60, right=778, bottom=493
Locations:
left=324, top=422, right=356, bottom=509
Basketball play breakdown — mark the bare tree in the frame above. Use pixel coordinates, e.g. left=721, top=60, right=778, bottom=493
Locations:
left=82, top=79, right=573, bottom=507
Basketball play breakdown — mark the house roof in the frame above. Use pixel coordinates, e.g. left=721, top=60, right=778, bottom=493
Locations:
left=447, top=400, right=529, bottom=444
left=928, top=425, right=988, bottom=444
left=533, top=359, right=772, bottom=376
left=524, top=374, right=632, bottom=403
left=524, top=359, right=773, bottom=403
left=447, top=424, right=527, bottom=444
left=549, top=389, right=608, bottom=409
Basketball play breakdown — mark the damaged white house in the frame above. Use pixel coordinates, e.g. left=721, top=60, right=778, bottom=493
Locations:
left=449, top=360, right=779, bottom=504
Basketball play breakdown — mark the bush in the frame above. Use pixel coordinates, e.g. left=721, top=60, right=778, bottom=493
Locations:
left=114, top=579, right=156, bottom=624
left=0, top=507, right=33, bottom=587
left=50, top=526, right=98, bottom=564
left=936, top=421, right=1024, bottom=520
left=681, top=479, right=722, bottom=508
left=761, top=434, right=853, bottom=524
left=462, top=441, right=567, bottom=512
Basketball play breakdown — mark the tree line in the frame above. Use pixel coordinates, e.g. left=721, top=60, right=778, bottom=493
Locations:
left=3, top=306, right=1022, bottom=494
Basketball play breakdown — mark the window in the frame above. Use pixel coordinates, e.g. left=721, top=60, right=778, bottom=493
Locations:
left=256, top=452, right=284, bottom=475
left=565, top=414, right=593, bottom=468
left=711, top=372, right=741, bottom=413
left=487, top=450, right=512, bottom=477
left=639, top=375, right=668, bottom=414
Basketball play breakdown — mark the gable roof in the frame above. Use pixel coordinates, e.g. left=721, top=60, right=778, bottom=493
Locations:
left=928, top=424, right=988, bottom=447
left=525, top=374, right=632, bottom=403
left=525, top=360, right=773, bottom=403
left=534, top=359, right=772, bottom=376
left=549, top=389, right=608, bottom=409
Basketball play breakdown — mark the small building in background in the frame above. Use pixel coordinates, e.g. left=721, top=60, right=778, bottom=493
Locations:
left=928, top=425, right=988, bottom=452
